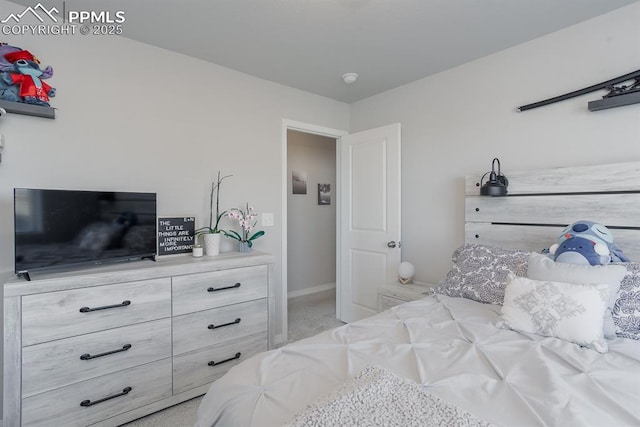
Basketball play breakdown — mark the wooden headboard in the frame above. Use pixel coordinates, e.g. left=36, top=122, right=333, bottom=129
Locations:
left=465, top=161, right=640, bottom=261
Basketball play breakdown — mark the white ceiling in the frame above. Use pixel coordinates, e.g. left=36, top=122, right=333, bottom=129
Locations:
left=9, top=0, right=639, bottom=103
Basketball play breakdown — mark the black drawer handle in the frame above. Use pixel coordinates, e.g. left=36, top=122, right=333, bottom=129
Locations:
left=207, top=283, right=241, bottom=293
left=80, top=344, right=132, bottom=360
left=208, top=352, right=241, bottom=367
left=208, top=318, right=241, bottom=330
left=80, top=386, right=132, bottom=407
left=79, top=300, right=131, bottom=313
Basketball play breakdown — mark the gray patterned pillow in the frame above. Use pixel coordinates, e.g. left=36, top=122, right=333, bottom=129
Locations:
left=433, top=243, right=531, bottom=305
left=612, top=262, right=640, bottom=340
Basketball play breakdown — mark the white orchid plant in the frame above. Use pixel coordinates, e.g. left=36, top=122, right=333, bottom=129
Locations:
left=226, top=203, right=265, bottom=248
left=195, top=171, right=232, bottom=237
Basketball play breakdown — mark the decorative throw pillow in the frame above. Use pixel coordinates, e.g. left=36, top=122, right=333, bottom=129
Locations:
left=433, top=243, right=531, bottom=305
left=526, top=253, right=628, bottom=339
left=498, top=276, right=609, bottom=353
left=612, top=262, right=640, bottom=340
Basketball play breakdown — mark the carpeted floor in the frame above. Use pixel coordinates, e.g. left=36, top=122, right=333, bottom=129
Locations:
left=283, top=288, right=345, bottom=345
left=120, top=396, right=202, bottom=427
left=122, top=288, right=343, bottom=426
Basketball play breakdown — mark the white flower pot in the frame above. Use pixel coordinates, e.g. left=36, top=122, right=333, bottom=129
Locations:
left=202, top=233, right=221, bottom=256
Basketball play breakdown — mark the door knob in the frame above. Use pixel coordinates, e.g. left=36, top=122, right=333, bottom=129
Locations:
left=387, top=241, right=397, bottom=248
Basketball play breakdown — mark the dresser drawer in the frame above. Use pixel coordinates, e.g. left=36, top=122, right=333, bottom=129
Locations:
left=22, top=278, right=171, bottom=346
left=22, top=318, right=171, bottom=398
left=173, top=299, right=267, bottom=355
left=172, top=265, right=268, bottom=316
left=172, top=332, right=267, bottom=394
left=22, top=357, right=172, bottom=427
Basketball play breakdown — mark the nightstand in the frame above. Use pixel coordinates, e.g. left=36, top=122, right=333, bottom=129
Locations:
left=377, top=282, right=436, bottom=312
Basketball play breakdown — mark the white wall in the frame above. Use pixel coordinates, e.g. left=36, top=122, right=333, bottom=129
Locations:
left=350, top=2, right=640, bottom=285
left=0, top=0, right=349, bottom=411
left=287, top=130, right=336, bottom=296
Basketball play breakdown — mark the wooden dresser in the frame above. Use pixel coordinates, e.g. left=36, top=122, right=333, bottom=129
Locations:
left=3, top=251, right=273, bottom=427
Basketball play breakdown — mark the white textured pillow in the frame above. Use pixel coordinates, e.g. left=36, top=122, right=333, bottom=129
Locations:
left=526, top=252, right=628, bottom=339
left=499, top=276, right=609, bottom=353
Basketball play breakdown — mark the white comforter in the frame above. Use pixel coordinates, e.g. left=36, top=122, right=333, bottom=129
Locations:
left=196, top=294, right=640, bottom=427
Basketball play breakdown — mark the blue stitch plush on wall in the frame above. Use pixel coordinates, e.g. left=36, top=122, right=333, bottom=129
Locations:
left=548, top=220, right=629, bottom=265
left=0, top=44, right=55, bottom=106
left=0, top=43, right=20, bottom=102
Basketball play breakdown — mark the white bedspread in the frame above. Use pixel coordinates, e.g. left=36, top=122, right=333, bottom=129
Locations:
left=196, top=294, right=640, bottom=427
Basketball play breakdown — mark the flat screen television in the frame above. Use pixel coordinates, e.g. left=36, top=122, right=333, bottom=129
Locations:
left=14, top=188, right=157, bottom=276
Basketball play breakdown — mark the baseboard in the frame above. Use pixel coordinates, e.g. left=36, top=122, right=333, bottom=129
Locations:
left=287, top=283, right=336, bottom=299
left=273, top=333, right=286, bottom=347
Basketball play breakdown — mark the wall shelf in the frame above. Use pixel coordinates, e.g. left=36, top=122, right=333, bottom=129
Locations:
left=588, top=91, right=640, bottom=111
left=0, top=99, right=55, bottom=119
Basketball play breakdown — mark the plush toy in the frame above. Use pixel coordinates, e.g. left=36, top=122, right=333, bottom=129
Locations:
left=0, top=43, right=22, bottom=72
left=0, top=45, right=53, bottom=77
left=0, top=78, right=18, bottom=103
left=0, top=44, right=20, bottom=102
left=0, top=49, right=55, bottom=106
left=548, top=220, right=629, bottom=265
left=1, top=44, right=54, bottom=103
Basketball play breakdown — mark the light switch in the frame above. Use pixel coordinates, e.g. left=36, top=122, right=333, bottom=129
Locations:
left=262, top=213, right=274, bottom=227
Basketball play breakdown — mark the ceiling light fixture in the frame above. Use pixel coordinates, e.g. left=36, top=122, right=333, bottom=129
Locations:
left=342, top=73, right=358, bottom=84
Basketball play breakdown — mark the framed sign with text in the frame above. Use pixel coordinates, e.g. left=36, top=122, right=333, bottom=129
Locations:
left=157, top=217, right=195, bottom=255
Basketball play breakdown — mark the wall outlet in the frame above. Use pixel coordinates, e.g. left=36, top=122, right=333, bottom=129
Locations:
left=262, top=213, right=274, bottom=227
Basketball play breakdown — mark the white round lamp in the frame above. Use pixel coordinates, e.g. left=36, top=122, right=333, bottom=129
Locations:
left=398, top=261, right=415, bottom=285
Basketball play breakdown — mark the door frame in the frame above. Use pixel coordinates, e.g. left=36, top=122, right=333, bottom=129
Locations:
left=279, top=119, right=348, bottom=345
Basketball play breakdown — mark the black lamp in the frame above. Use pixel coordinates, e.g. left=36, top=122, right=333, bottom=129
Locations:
left=480, top=158, right=509, bottom=196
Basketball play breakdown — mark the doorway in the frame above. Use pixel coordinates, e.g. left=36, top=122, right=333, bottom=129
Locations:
left=280, top=120, right=347, bottom=345
left=279, top=120, right=401, bottom=344
left=285, top=130, right=340, bottom=343
left=287, top=129, right=337, bottom=297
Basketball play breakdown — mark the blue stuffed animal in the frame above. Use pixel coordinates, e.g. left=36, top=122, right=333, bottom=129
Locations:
left=548, top=220, right=629, bottom=265
left=0, top=49, right=55, bottom=106
left=0, top=44, right=21, bottom=102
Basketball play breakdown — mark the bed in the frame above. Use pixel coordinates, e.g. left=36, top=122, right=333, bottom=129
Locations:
left=195, top=161, right=640, bottom=427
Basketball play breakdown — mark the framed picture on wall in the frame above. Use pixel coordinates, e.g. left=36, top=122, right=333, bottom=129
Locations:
left=292, top=171, right=307, bottom=194
left=318, top=183, right=331, bottom=205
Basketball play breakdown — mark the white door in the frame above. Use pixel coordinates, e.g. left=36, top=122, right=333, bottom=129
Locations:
left=338, top=123, right=401, bottom=323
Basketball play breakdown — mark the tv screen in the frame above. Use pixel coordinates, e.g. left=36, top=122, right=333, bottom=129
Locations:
left=14, top=188, right=157, bottom=274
